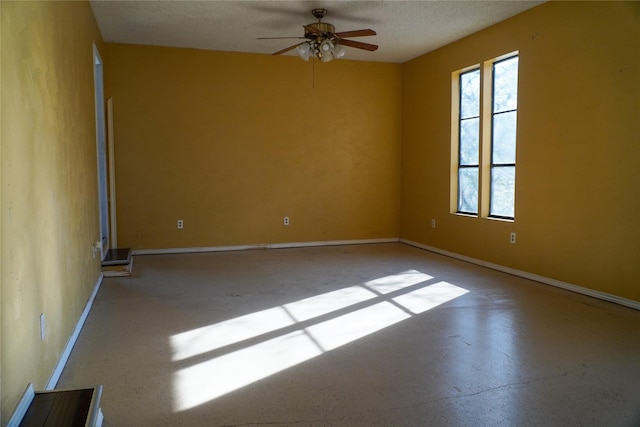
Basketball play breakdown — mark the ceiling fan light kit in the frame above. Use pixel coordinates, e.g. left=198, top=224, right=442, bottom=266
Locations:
left=259, top=8, right=378, bottom=62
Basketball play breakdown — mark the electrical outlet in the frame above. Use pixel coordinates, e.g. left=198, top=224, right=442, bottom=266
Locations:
left=510, top=232, right=516, bottom=244
left=283, top=216, right=290, bottom=226
left=177, top=219, right=184, bottom=229
left=92, top=241, right=101, bottom=259
left=431, top=219, right=436, bottom=228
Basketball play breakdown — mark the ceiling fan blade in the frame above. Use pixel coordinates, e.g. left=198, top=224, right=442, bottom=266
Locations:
left=338, top=38, right=379, bottom=52
left=272, top=43, right=304, bottom=56
left=257, top=37, right=306, bottom=40
left=334, top=29, right=376, bottom=38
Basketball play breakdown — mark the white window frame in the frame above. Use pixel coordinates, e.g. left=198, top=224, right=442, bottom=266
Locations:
left=451, top=52, right=519, bottom=221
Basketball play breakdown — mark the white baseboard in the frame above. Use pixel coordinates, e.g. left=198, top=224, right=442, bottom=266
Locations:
left=45, top=273, right=104, bottom=390
left=7, top=384, right=35, bottom=427
left=401, top=239, right=640, bottom=311
left=132, top=238, right=400, bottom=256
left=128, top=237, right=639, bottom=310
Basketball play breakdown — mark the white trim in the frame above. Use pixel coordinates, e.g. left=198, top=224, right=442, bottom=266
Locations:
left=45, top=273, right=104, bottom=390
left=268, top=238, right=399, bottom=249
left=7, top=384, right=35, bottom=427
left=93, top=43, right=109, bottom=259
left=400, top=239, right=640, bottom=311
left=132, top=238, right=400, bottom=256
left=96, top=408, right=104, bottom=427
left=133, top=244, right=270, bottom=255
left=107, top=97, right=117, bottom=248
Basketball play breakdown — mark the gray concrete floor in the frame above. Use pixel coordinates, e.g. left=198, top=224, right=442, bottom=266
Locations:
left=58, top=243, right=640, bottom=426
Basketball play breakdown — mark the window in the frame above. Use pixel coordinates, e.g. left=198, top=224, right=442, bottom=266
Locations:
left=457, top=68, right=480, bottom=215
left=489, top=56, right=518, bottom=218
left=452, top=53, right=519, bottom=220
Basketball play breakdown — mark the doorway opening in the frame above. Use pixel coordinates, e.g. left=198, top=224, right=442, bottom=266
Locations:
left=94, top=44, right=132, bottom=275
left=93, top=44, right=109, bottom=261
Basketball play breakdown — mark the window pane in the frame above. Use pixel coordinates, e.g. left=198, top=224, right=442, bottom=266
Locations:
left=458, top=168, right=478, bottom=214
left=460, top=69, right=480, bottom=119
left=460, top=117, right=479, bottom=165
left=493, top=56, right=518, bottom=113
left=492, top=111, right=517, bottom=164
left=490, top=166, right=515, bottom=218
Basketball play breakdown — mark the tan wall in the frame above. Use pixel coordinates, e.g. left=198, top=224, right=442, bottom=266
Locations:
left=104, top=44, right=402, bottom=249
left=401, top=1, right=640, bottom=302
left=0, top=1, right=103, bottom=423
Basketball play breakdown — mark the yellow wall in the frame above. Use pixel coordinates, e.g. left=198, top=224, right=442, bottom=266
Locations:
left=1, top=0, right=638, bottom=423
left=1, top=1, right=103, bottom=423
left=104, top=44, right=402, bottom=249
left=402, top=1, right=640, bottom=301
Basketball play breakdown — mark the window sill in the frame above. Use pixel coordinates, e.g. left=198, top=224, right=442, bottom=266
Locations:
left=486, top=216, right=514, bottom=223
left=453, top=212, right=478, bottom=218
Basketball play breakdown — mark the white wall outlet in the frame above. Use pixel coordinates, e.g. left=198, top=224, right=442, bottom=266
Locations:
left=510, top=232, right=516, bottom=244
left=40, top=313, right=46, bottom=340
left=177, top=219, right=184, bottom=229
left=92, top=241, right=101, bottom=259
left=283, top=216, right=290, bottom=226
left=431, top=219, right=436, bottom=228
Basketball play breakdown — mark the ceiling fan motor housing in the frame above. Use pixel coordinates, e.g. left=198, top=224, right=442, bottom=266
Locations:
left=304, top=22, right=335, bottom=40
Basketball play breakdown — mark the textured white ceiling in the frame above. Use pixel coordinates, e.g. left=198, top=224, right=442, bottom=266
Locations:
left=90, top=1, right=544, bottom=63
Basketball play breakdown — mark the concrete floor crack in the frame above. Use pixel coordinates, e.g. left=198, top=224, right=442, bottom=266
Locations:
left=218, top=414, right=350, bottom=427
left=386, top=372, right=571, bottom=412
left=217, top=374, right=570, bottom=426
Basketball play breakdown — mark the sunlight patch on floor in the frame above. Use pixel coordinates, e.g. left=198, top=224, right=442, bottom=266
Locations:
left=173, top=330, right=322, bottom=410
left=172, top=270, right=468, bottom=412
left=284, top=285, right=378, bottom=322
left=365, top=269, right=433, bottom=294
left=305, top=301, right=411, bottom=351
left=391, top=281, right=469, bottom=314
left=170, top=306, right=295, bottom=361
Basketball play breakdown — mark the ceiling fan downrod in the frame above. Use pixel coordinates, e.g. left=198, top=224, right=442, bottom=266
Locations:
left=305, top=8, right=335, bottom=38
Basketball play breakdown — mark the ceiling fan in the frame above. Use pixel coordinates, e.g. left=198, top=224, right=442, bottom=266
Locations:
left=258, top=8, right=378, bottom=62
